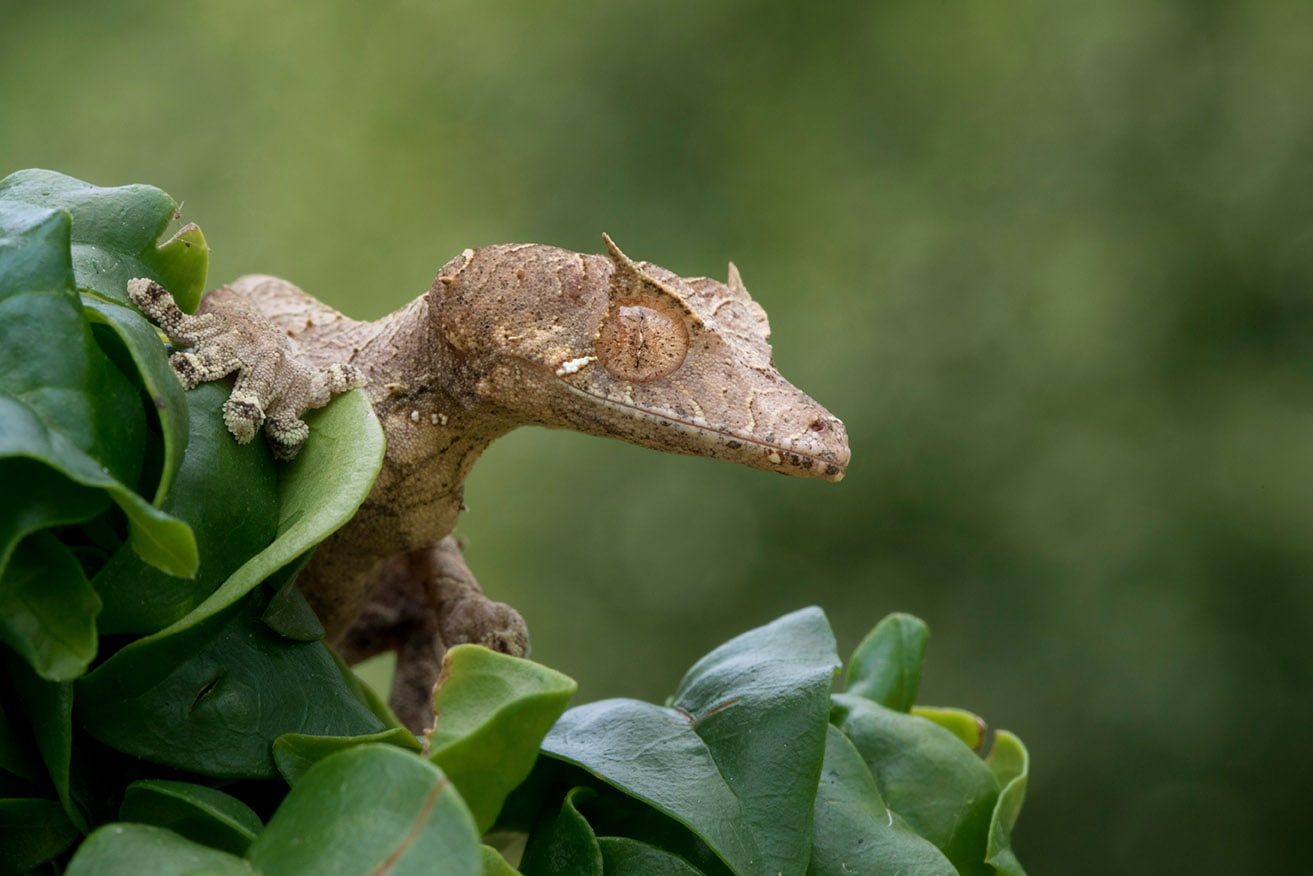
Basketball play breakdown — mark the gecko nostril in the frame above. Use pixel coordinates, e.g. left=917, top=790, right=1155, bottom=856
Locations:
left=809, top=418, right=827, bottom=433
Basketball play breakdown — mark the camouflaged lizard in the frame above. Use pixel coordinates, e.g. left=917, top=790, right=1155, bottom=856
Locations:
left=129, top=235, right=850, bottom=731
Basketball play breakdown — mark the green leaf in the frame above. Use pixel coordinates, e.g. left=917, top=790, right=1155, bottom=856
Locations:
left=76, top=387, right=385, bottom=777
left=0, top=531, right=100, bottom=681
left=81, top=294, right=190, bottom=505
left=480, top=844, right=520, bottom=876
left=0, top=199, right=145, bottom=489
left=247, top=744, right=481, bottom=876
left=273, top=727, right=421, bottom=786
left=428, top=644, right=577, bottom=833
left=66, top=823, right=251, bottom=876
left=4, top=653, right=86, bottom=832
left=832, top=693, right=1000, bottom=875
left=136, top=387, right=381, bottom=640
left=94, top=382, right=279, bottom=635
left=0, top=169, right=209, bottom=310
left=599, top=837, right=707, bottom=875
left=259, top=567, right=325, bottom=642
left=0, top=392, right=198, bottom=579
left=806, top=725, right=954, bottom=876
left=77, top=590, right=384, bottom=779
left=0, top=797, right=81, bottom=873
left=542, top=607, right=840, bottom=876
left=844, top=612, right=928, bottom=712
left=912, top=705, right=987, bottom=752
left=119, top=779, right=263, bottom=856
left=520, top=786, right=603, bottom=876
left=984, top=731, right=1029, bottom=876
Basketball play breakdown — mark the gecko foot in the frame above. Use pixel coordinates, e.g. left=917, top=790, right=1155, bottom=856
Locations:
left=334, top=536, right=529, bottom=733
left=128, top=277, right=366, bottom=459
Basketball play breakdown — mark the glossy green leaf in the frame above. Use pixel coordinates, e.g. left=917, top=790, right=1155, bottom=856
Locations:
left=0, top=392, right=198, bottom=579
left=984, top=731, right=1029, bottom=876
left=912, top=705, right=987, bottom=753
left=259, top=567, right=325, bottom=642
left=81, top=294, right=190, bottom=505
left=119, top=779, right=263, bottom=856
left=77, top=590, right=384, bottom=778
left=247, top=744, right=480, bottom=876
left=832, top=693, right=999, bottom=875
left=94, top=382, right=279, bottom=635
left=542, top=607, right=840, bottom=876
left=0, top=169, right=209, bottom=311
left=0, top=797, right=80, bottom=873
left=428, top=644, right=578, bottom=833
left=807, top=725, right=954, bottom=876
left=520, top=786, right=603, bottom=876
left=76, top=387, right=384, bottom=777
left=273, top=727, right=421, bottom=785
left=66, top=823, right=251, bottom=876
left=0, top=199, right=144, bottom=490
left=0, top=531, right=99, bottom=681
left=599, top=837, right=707, bottom=875
left=844, top=612, right=928, bottom=712
left=142, top=387, right=382, bottom=639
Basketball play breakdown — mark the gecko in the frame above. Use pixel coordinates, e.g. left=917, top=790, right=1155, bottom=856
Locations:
left=128, top=235, right=850, bottom=731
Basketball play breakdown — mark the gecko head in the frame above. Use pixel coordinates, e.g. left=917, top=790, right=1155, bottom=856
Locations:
left=431, top=235, right=849, bottom=481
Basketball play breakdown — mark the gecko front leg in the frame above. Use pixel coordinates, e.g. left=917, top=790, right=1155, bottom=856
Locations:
left=334, top=536, right=529, bottom=732
left=127, top=277, right=366, bottom=459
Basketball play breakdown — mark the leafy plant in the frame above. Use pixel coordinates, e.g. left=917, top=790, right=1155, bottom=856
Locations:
left=0, top=169, right=1028, bottom=875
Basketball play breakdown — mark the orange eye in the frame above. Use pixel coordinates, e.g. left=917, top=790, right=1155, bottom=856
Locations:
left=596, top=298, right=689, bottom=382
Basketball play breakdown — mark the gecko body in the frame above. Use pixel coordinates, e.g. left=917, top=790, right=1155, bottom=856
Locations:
left=130, top=235, right=849, bottom=729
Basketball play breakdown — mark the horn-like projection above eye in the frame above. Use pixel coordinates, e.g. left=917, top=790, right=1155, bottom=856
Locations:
left=596, top=297, right=689, bottom=382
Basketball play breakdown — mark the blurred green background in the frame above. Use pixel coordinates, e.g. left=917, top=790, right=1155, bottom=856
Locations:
left=4, top=0, right=1310, bottom=871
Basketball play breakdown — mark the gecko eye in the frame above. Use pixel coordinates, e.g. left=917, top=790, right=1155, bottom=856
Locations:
left=596, top=297, right=689, bottom=382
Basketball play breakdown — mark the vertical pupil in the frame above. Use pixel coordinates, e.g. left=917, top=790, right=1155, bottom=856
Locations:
left=597, top=299, right=690, bottom=382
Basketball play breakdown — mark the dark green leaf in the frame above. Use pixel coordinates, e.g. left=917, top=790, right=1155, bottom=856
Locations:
left=119, top=779, right=263, bottom=856
left=542, top=607, right=840, bottom=876
left=520, top=786, right=603, bottom=876
left=259, top=568, right=325, bottom=642
left=0, top=199, right=144, bottom=490
left=0, top=797, right=80, bottom=873
left=76, top=387, right=384, bottom=776
left=0, top=169, right=209, bottom=311
left=94, top=382, right=279, bottom=635
left=0, top=695, right=42, bottom=785
left=832, top=693, right=999, bottom=875
left=126, top=387, right=382, bottom=639
left=984, top=731, right=1029, bottom=876
left=4, top=652, right=85, bottom=832
left=273, top=727, right=421, bottom=785
left=65, top=823, right=251, bottom=876
left=0, top=392, right=197, bottom=579
left=247, top=744, right=480, bottom=876
left=807, top=725, right=954, bottom=876
left=0, top=531, right=99, bottom=681
left=428, top=644, right=577, bottom=833
left=77, top=591, right=384, bottom=779
left=844, top=612, right=928, bottom=712
left=80, top=295, right=190, bottom=505
left=599, top=837, right=706, bottom=875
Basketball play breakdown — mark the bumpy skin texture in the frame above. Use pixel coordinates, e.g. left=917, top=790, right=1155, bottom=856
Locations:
left=132, top=236, right=850, bottom=731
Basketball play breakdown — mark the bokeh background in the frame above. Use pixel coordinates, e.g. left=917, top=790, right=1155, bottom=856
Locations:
left=4, top=1, right=1310, bottom=871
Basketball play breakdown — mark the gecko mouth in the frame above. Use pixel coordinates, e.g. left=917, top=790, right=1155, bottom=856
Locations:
left=558, top=382, right=849, bottom=482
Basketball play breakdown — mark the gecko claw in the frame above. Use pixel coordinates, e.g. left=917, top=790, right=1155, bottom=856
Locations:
left=128, top=277, right=364, bottom=460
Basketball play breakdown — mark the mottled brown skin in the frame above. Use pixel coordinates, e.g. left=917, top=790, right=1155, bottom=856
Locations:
left=131, top=236, right=850, bottom=731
